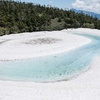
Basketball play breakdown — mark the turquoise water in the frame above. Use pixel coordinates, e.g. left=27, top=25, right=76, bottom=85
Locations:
left=0, top=33, right=100, bottom=82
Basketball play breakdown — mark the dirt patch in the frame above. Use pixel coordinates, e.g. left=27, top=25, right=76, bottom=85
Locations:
left=25, top=38, right=61, bottom=45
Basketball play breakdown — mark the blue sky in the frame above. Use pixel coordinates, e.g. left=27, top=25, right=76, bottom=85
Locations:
left=16, top=0, right=100, bottom=14
left=17, top=0, right=75, bottom=9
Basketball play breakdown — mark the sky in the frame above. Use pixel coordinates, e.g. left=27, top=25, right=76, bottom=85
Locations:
left=17, top=0, right=100, bottom=14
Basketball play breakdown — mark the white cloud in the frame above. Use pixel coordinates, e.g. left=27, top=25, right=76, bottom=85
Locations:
left=49, top=0, right=52, bottom=4
left=72, top=0, right=100, bottom=14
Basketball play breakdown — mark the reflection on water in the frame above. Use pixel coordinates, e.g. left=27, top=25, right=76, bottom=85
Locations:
left=0, top=34, right=100, bottom=82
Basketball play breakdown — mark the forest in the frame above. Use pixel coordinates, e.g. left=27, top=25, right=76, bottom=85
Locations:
left=0, top=0, right=100, bottom=36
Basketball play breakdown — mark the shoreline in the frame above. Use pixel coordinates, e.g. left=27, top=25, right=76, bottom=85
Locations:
left=0, top=56, right=100, bottom=100
left=0, top=29, right=91, bottom=61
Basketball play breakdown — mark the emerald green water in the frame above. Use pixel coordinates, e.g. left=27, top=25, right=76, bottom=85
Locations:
left=0, top=33, right=100, bottom=82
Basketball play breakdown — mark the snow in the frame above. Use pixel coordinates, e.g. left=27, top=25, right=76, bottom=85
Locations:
left=0, top=30, right=91, bottom=61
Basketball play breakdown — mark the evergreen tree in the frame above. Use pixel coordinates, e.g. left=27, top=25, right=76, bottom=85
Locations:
left=0, top=0, right=100, bottom=36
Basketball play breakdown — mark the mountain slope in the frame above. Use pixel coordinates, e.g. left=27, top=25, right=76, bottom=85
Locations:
left=71, top=8, right=100, bottom=19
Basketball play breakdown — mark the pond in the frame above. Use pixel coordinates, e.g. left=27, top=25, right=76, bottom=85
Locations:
left=0, top=33, right=100, bottom=82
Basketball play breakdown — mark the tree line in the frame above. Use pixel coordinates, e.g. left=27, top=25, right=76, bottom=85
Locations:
left=0, top=0, right=100, bottom=36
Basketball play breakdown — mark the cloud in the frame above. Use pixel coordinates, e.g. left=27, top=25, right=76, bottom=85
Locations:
left=49, top=0, right=52, bottom=4
left=72, top=0, right=100, bottom=14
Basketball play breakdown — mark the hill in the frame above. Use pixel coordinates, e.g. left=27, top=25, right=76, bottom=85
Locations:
left=0, top=0, right=100, bottom=36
